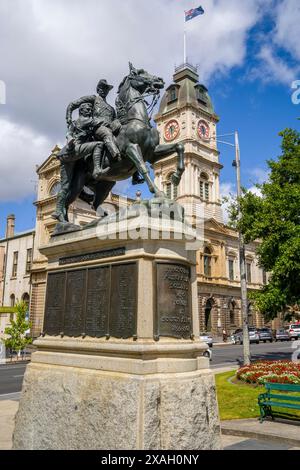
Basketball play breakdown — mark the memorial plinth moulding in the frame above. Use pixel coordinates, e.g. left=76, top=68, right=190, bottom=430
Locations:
left=13, top=215, right=221, bottom=450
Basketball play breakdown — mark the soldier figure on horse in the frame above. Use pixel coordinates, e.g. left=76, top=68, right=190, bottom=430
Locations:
left=52, top=64, right=185, bottom=227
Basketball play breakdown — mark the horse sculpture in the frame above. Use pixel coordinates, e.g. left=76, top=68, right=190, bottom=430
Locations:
left=54, top=64, right=185, bottom=225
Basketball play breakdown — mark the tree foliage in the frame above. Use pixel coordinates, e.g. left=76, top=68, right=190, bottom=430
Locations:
left=2, top=300, right=32, bottom=354
left=234, top=128, right=300, bottom=320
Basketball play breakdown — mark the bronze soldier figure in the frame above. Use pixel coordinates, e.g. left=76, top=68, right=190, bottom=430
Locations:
left=51, top=65, right=186, bottom=230
left=66, top=79, right=121, bottom=164
left=52, top=103, right=105, bottom=222
left=63, top=102, right=105, bottom=179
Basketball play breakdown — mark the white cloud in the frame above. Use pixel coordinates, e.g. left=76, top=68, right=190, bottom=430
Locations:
left=252, top=0, right=300, bottom=85
left=248, top=167, right=269, bottom=185
left=220, top=181, right=236, bottom=223
left=249, top=186, right=262, bottom=197
left=220, top=181, right=235, bottom=198
left=0, top=118, right=51, bottom=201
left=274, top=0, right=300, bottom=61
left=0, top=0, right=276, bottom=201
left=253, top=45, right=300, bottom=85
left=0, top=0, right=270, bottom=137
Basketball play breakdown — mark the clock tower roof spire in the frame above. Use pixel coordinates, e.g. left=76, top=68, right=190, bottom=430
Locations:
left=155, top=62, right=217, bottom=121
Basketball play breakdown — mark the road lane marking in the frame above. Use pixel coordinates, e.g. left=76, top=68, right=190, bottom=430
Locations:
left=0, top=392, right=21, bottom=400
left=0, top=366, right=27, bottom=370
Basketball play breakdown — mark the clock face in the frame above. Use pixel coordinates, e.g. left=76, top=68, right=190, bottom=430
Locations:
left=164, top=120, right=180, bottom=141
left=198, top=120, right=210, bottom=141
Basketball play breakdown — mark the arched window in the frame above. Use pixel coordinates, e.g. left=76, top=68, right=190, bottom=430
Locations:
left=50, top=181, right=61, bottom=196
left=205, top=299, right=213, bottom=332
left=165, top=174, right=178, bottom=200
left=10, top=294, right=15, bottom=307
left=200, top=173, right=210, bottom=201
left=203, top=247, right=212, bottom=277
left=229, top=301, right=236, bottom=325
left=167, top=86, right=178, bottom=103
left=22, top=293, right=30, bottom=307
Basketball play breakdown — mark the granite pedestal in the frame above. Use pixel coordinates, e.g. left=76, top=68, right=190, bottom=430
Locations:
left=13, top=215, right=221, bottom=450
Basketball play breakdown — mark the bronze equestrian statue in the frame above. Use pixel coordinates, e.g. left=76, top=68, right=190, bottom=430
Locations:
left=52, top=63, right=185, bottom=226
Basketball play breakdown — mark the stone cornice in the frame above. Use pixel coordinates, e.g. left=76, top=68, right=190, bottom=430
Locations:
left=154, top=104, right=219, bottom=124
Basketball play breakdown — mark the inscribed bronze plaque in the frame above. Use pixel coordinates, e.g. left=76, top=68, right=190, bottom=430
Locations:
left=64, top=270, right=86, bottom=336
left=44, top=262, right=138, bottom=338
left=44, top=272, right=66, bottom=335
left=85, top=266, right=110, bottom=337
left=109, top=263, right=137, bottom=339
left=155, top=263, right=192, bottom=339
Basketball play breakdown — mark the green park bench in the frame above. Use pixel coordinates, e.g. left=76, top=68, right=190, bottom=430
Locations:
left=258, top=382, right=300, bottom=423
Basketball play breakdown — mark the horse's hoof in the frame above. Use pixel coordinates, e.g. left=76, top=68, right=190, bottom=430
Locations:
left=51, top=212, right=64, bottom=222
left=132, top=176, right=145, bottom=185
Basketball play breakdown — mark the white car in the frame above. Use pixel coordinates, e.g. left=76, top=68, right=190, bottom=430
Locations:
left=232, top=327, right=260, bottom=345
left=200, top=334, right=213, bottom=348
left=203, top=347, right=212, bottom=361
left=288, top=324, right=300, bottom=341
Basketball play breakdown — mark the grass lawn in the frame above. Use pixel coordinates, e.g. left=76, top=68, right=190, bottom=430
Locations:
left=215, top=371, right=262, bottom=420
left=216, top=371, right=300, bottom=421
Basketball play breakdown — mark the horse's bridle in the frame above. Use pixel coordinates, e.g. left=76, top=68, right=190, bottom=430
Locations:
left=117, top=75, right=161, bottom=126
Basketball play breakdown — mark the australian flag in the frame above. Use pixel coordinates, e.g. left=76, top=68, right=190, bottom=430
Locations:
left=185, top=6, right=205, bottom=22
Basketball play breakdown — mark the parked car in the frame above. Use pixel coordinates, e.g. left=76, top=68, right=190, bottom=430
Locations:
left=274, top=329, right=291, bottom=342
left=200, top=333, right=213, bottom=348
left=232, top=327, right=260, bottom=345
left=203, top=346, right=212, bottom=361
left=288, top=323, right=300, bottom=341
left=231, top=329, right=242, bottom=344
left=257, top=328, right=273, bottom=343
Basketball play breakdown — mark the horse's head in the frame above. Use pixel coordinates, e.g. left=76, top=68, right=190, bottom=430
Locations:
left=126, top=62, right=165, bottom=94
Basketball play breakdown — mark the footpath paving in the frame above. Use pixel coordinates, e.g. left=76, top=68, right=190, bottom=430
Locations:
left=222, top=434, right=300, bottom=450
left=221, top=418, right=300, bottom=449
left=0, top=399, right=18, bottom=450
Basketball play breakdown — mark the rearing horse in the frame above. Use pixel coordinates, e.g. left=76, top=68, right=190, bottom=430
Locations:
left=63, top=64, right=185, bottom=221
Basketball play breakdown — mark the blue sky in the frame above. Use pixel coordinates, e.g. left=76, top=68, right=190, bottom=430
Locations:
left=0, top=0, right=299, bottom=237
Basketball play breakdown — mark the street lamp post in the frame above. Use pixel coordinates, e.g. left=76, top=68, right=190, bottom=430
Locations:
left=233, top=131, right=251, bottom=365
left=211, top=131, right=251, bottom=365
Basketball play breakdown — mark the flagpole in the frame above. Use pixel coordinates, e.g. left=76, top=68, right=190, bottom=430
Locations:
left=184, top=12, right=186, bottom=64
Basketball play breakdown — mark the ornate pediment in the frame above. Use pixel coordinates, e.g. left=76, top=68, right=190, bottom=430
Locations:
left=204, top=218, right=232, bottom=235
left=37, top=149, right=61, bottom=176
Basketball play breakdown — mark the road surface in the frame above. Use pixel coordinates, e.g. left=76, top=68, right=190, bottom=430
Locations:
left=0, top=341, right=298, bottom=395
left=210, top=340, right=297, bottom=368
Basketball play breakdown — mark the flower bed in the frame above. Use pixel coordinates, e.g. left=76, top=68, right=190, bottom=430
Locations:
left=237, top=361, right=300, bottom=385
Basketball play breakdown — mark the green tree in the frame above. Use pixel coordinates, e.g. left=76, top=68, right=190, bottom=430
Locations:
left=231, top=128, right=300, bottom=320
left=2, top=300, right=32, bottom=358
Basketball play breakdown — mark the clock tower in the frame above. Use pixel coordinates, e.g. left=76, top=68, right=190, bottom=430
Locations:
left=154, top=63, right=223, bottom=224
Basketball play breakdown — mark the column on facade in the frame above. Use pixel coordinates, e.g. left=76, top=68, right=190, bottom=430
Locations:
left=190, top=163, right=194, bottom=195
left=184, top=160, right=189, bottom=196
left=195, top=166, right=200, bottom=197
left=214, top=172, right=220, bottom=203
left=180, top=164, right=185, bottom=195
left=189, top=162, right=194, bottom=196
left=219, top=243, right=227, bottom=280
